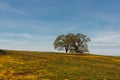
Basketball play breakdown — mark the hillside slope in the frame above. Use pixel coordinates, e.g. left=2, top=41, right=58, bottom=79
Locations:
left=0, top=50, right=120, bottom=80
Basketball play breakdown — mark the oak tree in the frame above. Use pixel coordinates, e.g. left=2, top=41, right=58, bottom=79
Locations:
left=54, top=33, right=91, bottom=53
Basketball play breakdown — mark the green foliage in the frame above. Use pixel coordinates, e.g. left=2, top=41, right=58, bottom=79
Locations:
left=54, top=33, right=91, bottom=53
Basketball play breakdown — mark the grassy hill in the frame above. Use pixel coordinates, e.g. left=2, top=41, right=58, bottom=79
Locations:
left=0, top=50, right=120, bottom=80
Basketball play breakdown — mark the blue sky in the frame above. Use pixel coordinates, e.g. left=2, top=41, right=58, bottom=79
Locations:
left=0, top=0, right=120, bottom=56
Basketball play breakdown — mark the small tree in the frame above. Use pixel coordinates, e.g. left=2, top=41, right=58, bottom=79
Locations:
left=53, top=33, right=91, bottom=53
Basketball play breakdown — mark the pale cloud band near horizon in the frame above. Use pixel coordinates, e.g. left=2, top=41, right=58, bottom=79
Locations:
left=0, top=32, right=120, bottom=56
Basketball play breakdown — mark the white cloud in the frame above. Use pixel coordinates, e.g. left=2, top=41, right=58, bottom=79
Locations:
left=0, top=32, right=32, bottom=38
left=0, top=39, right=30, bottom=44
left=89, top=31, right=120, bottom=56
left=92, top=32, right=120, bottom=42
left=0, top=32, right=120, bottom=56
left=0, top=32, right=31, bottom=45
left=0, top=32, right=56, bottom=52
left=90, top=32, right=120, bottom=47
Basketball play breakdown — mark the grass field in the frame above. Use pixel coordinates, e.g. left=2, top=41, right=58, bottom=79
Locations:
left=0, top=50, right=120, bottom=80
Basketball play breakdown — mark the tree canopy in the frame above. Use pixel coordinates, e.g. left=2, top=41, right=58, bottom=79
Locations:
left=53, top=33, right=91, bottom=53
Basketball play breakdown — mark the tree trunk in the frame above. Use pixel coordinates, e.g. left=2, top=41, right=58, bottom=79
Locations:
left=65, top=49, right=68, bottom=53
left=65, top=46, right=68, bottom=53
left=65, top=45, right=69, bottom=53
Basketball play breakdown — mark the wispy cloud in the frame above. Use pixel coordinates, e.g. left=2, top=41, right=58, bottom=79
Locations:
left=6, top=33, right=30, bottom=38
left=0, top=32, right=32, bottom=38
left=0, top=32, right=31, bottom=45
left=92, top=32, right=120, bottom=43
left=0, top=39, right=29, bottom=45
left=0, top=0, right=120, bottom=56
left=90, top=31, right=120, bottom=55
left=0, top=32, right=55, bottom=51
left=0, top=2, right=23, bottom=13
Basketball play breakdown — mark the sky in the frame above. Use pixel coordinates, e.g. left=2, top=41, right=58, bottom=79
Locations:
left=0, top=0, right=120, bottom=56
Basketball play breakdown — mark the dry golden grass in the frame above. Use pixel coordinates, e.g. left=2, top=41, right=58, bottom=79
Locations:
left=0, top=50, right=120, bottom=80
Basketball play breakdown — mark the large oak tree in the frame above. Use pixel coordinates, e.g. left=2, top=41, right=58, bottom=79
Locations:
left=54, top=33, right=91, bottom=53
